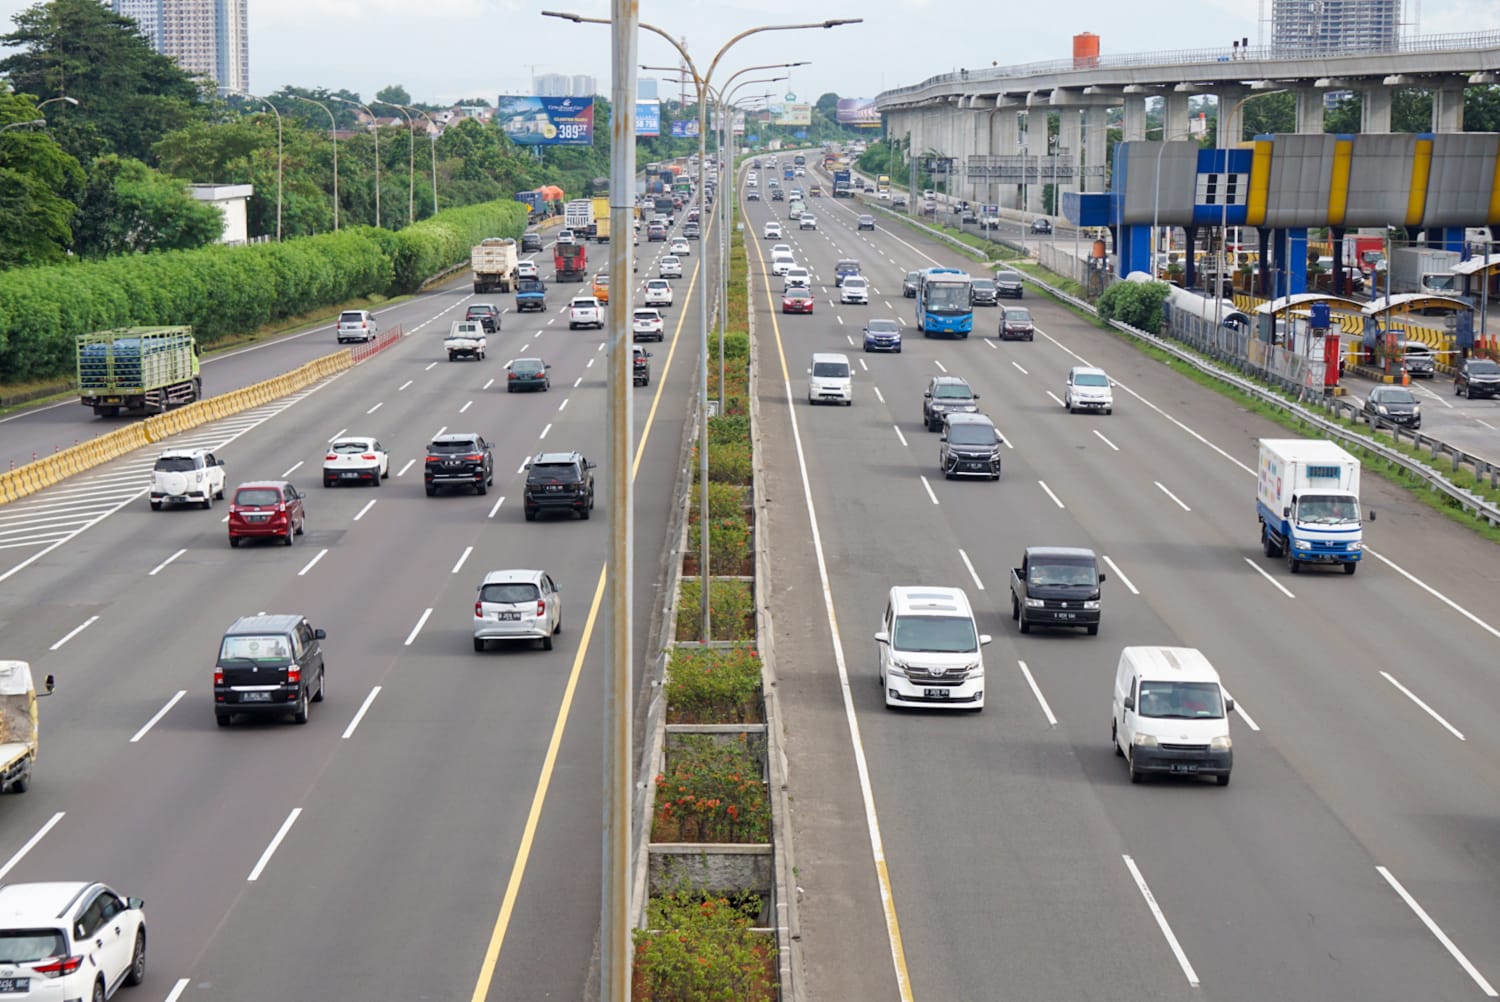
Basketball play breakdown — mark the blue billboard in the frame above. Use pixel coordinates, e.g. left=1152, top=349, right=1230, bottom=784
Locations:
left=635, top=100, right=660, bottom=137
left=670, top=119, right=700, bottom=139
left=496, top=95, right=595, bottom=146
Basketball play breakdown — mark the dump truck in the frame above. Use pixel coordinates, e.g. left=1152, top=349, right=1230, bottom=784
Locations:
left=0, top=661, right=54, bottom=795
left=77, top=326, right=201, bottom=418
left=555, top=242, right=588, bottom=283
left=471, top=237, right=519, bottom=294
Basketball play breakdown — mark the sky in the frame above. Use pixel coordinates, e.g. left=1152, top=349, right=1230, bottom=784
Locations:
left=0, top=0, right=1496, bottom=108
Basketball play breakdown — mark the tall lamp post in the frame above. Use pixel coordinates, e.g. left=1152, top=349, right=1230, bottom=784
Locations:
left=240, top=93, right=283, bottom=241
left=35, top=96, right=77, bottom=112
left=332, top=97, right=380, bottom=228
left=287, top=94, right=339, bottom=231
left=404, top=105, right=441, bottom=216
left=374, top=101, right=416, bottom=226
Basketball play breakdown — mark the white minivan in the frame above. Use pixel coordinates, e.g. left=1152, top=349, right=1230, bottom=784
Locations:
left=1112, top=646, right=1233, bottom=786
left=875, top=586, right=991, bottom=710
left=808, top=352, right=853, bottom=406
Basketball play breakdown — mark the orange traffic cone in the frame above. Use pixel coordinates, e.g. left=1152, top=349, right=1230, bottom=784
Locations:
left=1401, top=367, right=1410, bottom=386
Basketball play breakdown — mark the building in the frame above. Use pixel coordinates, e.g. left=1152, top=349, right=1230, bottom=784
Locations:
left=111, top=0, right=249, bottom=95
left=533, top=73, right=596, bottom=97
left=571, top=74, right=596, bottom=98
left=1271, top=0, right=1401, bottom=56
left=188, top=183, right=254, bottom=244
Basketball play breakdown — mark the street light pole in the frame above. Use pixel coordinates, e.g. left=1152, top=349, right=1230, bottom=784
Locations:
left=241, top=93, right=283, bottom=241
left=35, top=96, right=77, bottom=111
left=375, top=101, right=416, bottom=225
left=407, top=106, right=441, bottom=216
left=332, top=97, right=380, bottom=228
left=288, top=95, right=339, bottom=231
left=0, top=118, right=46, bottom=133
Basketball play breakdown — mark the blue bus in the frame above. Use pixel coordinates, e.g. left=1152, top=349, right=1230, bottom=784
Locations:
left=916, top=268, right=974, bottom=337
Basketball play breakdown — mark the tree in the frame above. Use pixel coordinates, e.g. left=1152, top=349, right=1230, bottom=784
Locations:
left=375, top=85, right=412, bottom=107
left=71, top=155, right=222, bottom=257
left=0, top=92, right=83, bottom=267
left=1325, top=93, right=1360, bottom=134
left=1097, top=279, right=1171, bottom=334
left=1466, top=85, right=1500, bottom=132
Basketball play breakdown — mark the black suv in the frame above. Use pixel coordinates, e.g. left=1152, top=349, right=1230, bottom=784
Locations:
left=940, top=413, right=1002, bottom=479
left=902, top=271, right=920, bottom=298
left=214, top=614, right=326, bottom=726
left=633, top=346, right=653, bottom=386
left=969, top=279, right=999, bottom=306
left=466, top=304, right=501, bottom=333
left=425, top=433, right=495, bottom=496
left=524, top=452, right=597, bottom=521
left=521, top=232, right=544, bottom=253
left=922, top=375, right=980, bottom=431
left=1456, top=357, right=1500, bottom=398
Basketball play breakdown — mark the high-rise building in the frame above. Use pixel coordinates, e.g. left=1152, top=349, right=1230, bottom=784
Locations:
left=533, top=73, right=596, bottom=97
left=1271, top=0, right=1401, bottom=56
left=571, top=74, right=596, bottom=97
left=112, top=0, right=248, bottom=95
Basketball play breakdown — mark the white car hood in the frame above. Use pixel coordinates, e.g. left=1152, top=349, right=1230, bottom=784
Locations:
left=1135, top=715, right=1229, bottom=744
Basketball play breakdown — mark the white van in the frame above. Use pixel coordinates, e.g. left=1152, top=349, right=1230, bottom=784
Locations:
left=874, top=586, right=992, bottom=710
left=1112, top=646, right=1233, bottom=786
left=808, top=352, right=853, bottom=406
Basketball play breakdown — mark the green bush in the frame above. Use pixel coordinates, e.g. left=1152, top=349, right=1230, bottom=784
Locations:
left=633, top=890, right=776, bottom=1001
left=687, top=514, right=752, bottom=572
left=689, top=482, right=749, bottom=522
left=675, top=579, right=754, bottom=642
left=702, top=441, right=752, bottom=484
left=665, top=646, right=764, bottom=724
left=707, top=414, right=750, bottom=447
left=1096, top=278, right=1171, bottom=335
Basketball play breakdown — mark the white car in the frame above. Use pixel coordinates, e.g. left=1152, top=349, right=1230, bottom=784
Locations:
left=670, top=237, right=691, bottom=256
left=875, top=191, right=891, bottom=201
left=771, top=254, right=796, bottom=277
left=799, top=213, right=817, bottom=230
left=568, top=296, right=603, bottom=330
left=150, top=448, right=226, bottom=509
left=324, top=435, right=390, bottom=487
left=516, top=260, right=539, bottom=279
left=783, top=267, right=811, bottom=290
left=555, top=229, right=576, bottom=245
left=643, top=279, right=674, bottom=307
left=473, top=569, right=562, bottom=652
left=840, top=276, right=870, bottom=304
left=763, top=221, right=783, bottom=239
left=632, top=308, right=665, bottom=342
left=1064, top=365, right=1114, bottom=414
left=0, top=882, right=147, bottom=999
left=659, top=256, right=683, bottom=279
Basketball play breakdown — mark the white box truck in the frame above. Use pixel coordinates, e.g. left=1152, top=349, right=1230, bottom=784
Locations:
left=564, top=199, right=594, bottom=234
left=1256, top=439, right=1366, bottom=575
left=470, top=237, right=518, bottom=294
left=1385, top=246, right=1462, bottom=297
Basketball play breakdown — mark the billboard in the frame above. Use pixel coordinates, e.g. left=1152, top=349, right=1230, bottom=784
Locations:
left=836, top=98, right=881, bottom=128
left=775, top=103, right=812, bottom=126
left=635, top=100, right=660, bottom=137
left=670, top=119, right=699, bottom=139
left=497, top=95, right=594, bottom=146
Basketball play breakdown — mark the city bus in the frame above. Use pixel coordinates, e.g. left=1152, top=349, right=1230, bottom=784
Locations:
left=916, top=268, right=974, bottom=337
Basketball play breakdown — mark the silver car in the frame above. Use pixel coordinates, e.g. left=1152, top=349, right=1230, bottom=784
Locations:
left=473, top=569, right=562, bottom=651
left=336, top=309, right=378, bottom=343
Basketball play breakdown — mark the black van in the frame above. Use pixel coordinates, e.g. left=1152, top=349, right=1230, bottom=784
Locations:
left=214, top=615, right=326, bottom=726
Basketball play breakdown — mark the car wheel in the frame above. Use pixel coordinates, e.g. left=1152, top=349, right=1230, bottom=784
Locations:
left=524, top=507, right=538, bottom=522
left=229, top=536, right=240, bottom=548
left=1288, top=554, right=1301, bottom=574
left=580, top=502, right=591, bottom=520
left=554, top=615, right=562, bottom=635
left=202, top=494, right=213, bottom=509
left=1087, top=623, right=1099, bottom=636
left=1128, top=752, right=1143, bottom=784
left=150, top=501, right=162, bottom=511
left=292, top=687, right=309, bottom=724
left=216, top=712, right=231, bottom=727
left=1343, top=562, right=1358, bottom=576
left=1011, top=595, right=1020, bottom=621
left=1112, top=720, right=1124, bottom=757
left=425, top=486, right=436, bottom=496
left=313, top=668, right=325, bottom=702
left=474, top=638, right=485, bottom=653
left=1105, top=408, right=1112, bottom=415
left=125, top=930, right=146, bottom=986
left=92, top=977, right=105, bottom=1002
left=324, top=478, right=334, bottom=488
left=295, top=517, right=304, bottom=536
left=372, top=471, right=381, bottom=487
left=477, top=480, right=488, bottom=495
left=542, top=633, right=554, bottom=651
left=1216, top=773, right=1231, bottom=787
left=1456, top=383, right=1464, bottom=396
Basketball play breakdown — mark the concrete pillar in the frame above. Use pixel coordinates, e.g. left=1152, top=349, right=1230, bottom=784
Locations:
left=1164, top=91, right=1192, bottom=140
left=1083, top=105, right=1109, bottom=193
left=1057, top=109, right=1082, bottom=210
left=1215, top=87, right=1248, bottom=147
left=1296, top=88, right=1325, bottom=134
left=1433, top=81, right=1465, bottom=133
left=994, top=108, right=1022, bottom=209
left=1123, top=93, right=1147, bottom=141
left=1362, top=86, right=1392, bottom=133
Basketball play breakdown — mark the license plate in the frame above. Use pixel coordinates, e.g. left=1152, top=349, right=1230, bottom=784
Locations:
left=246, top=514, right=269, bottom=522
left=964, top=463, right=985, bottom=470
left=241, top=691, right=273, bottom=703
left=0, top=977, right=29, bottom=992
left=498, top=612, right=521, bottom=621
left=1169, top=763, right=1199, bottom=774
left=341, top=471, right=360, bottom=478
left=922, top=688, right=949, bottom=699
left=1056, top=612, right=1075, bottom=620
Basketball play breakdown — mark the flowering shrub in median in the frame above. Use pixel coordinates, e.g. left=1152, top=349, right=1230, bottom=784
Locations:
left=666, top=646, right=764, bottom=724
left=674, top=579, right=754, bottom=642
left=687, top=516, right=752, bottom=574
left=652, top=734, right=770, bottom=842
left=689, top=483, right=750, bottom=523
left=701, top=441, right=752, bottom=484
left=632, top=889, right=777, bottom=1002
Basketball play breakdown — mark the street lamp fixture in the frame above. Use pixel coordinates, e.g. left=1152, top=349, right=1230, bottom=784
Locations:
left=331, top=96, right=380, bottom=228
left=239, top=93, right=283, bottom=241
left=0, top=119, right=46, bottom=133
left=286, top=94, right=339, bottom=231
left=36, top=96, right=78, bottom=110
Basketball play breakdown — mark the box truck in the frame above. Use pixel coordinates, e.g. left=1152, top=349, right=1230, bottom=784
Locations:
left=1256, top=439, right=1366, bottom=575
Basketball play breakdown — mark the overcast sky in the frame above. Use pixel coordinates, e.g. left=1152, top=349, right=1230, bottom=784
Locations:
left=1, top=0, right=1496, bottom=107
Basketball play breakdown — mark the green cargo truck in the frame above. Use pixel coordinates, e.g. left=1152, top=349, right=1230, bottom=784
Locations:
left=77, top=326, right=201, bottom=417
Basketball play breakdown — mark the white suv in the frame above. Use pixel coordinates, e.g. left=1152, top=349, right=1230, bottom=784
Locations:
left=1064, top=365, right=1114, bottom=414
left=150, top=448, right=225, bottom=510
left=568, top=296, right=603, bottom=330
left=874, top=586, right=992, bottom=710
left=840, top=276, right=870, bottom=305
left=0, top=882, right=147, bottom=1000
left=632, top=308, right=665, bottom=342
left=474, top=569, right=562, bottom=651
left=643, top=279, right=674, bottom=308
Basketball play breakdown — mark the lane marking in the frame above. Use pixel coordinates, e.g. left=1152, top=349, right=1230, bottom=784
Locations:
left=49, top=615, right=99, bottom=651
left=281, top=460, right=303, bottom=477
left=1380, top=670, right=1465, bottom=740
left=1242, top=557, right=1296, bottom=598
left=858, top=358, right=868, bottom=372
left=1222, top=688, right=1261, bottom=731
left=367, top=401, right=383, bottom=415
left=1012, top=361, right=1029, bottom=375
left=1154, top=481, right=1192, bottom=512
left=873, top=386, right=885, bottom=403
left=0, top=813, right=64, bottom=880
left=919, top=475, right=939, bottom=505
left=933, top=359, right=948, bottom=373
left=487, top=496, right=506, bottom=519
left=341, top=686, right=382, bottom=740
left=425, top=361, right=438, bottom=371
left=574, top=376, right=583, bottom=388
left=397, top=459, right=415, bottom=478
left=297, top=548, right=328, bottom=576
left=164, top=979, right=189, bottom=1002
left=1016, top=660, right=1058, bottom=726
left=1377, top=865, right=1497, bottom=996
left=1366, top=549, right=1500, bottom=641
left=984, top=338, right=997, bottom=350
left=459, top=400, right=473, bottom=414
left=539, top=423, right=552, bottom=440
left=1122, top=854, right=1200, bottom=987
left=352, top=499, right=377, bottom=521
left=1037, top=480, right=1065, bottom=508
left=958, top=548, right=984, bottom=590
left=399, top=379, right=414, bottom=391
left=404, top=607, right=433, bottom=646
left=893, top=425, right=908, bottom=448
left=452, top=546, right=473, bottom=574
left=148, top=548, right=186, bottom=577
left=1046, top=390, right=1065, bottom=406
left=1092, top=429, right=1120, bottom=451
left=129, top=690, right=186, bottom=743
left=434, top=426, right=447, bottom=438
left=327, top=428, right=347, bottom=443
left=247, top=808, right=302, bottom=882
left=484, top=378, right=495, bottom=390
left=1100, top=555, right=1140, bottom=595
left=558, top=398, right=569, bottom=412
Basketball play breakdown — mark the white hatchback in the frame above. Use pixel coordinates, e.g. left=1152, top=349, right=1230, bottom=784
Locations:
left=323, top=436, right=389, bottom=487
left=0, top=882, right=147, bottom=1000
left=670, top=237, right=691, bottom=256
left=840, top=276, right=870, bottom=304
left=763, top=221, right=783, bottom=239
left=659, top=256, right=683, bottom=279
left=473, top=569, right=562, bottom=651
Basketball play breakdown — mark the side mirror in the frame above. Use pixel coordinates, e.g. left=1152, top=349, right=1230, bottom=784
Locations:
left=40, top=674, right=55, bottom=696
left=1098, top=572, right=1107, bottom=582
left=923, top=391, right=932, bottom=398
left=1225, top=697, right=1236, bottom=712
left=806, top=368, right=813, bottom=375
left=873, top=631, right=890, bottom=644
left=1368, top=510, right=1376, bottom=521
left=587, top=461, right=597, bottom=469
left=1123, top=695, right=1135, bottom=711
left=972, top=393, right=981, bottom=401
left=1283, top=506, right=1291, bottom=518
left=939, top=435, right=947, bottom=442
left=979, top=634, right=993, bottom=646
left=127, top=897, right=144, bottom=911
left=314, top=628, right=327, bottom=640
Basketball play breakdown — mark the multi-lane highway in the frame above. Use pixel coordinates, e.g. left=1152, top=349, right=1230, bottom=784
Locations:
left=748, top=172, right=1500, bottom=1001
left=0, top=210, right=714, bottom=1000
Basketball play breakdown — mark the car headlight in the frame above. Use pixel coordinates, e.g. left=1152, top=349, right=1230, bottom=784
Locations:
left=1210, top=735, right=1232, bottom=751
left=1377, top=404, right=1388, bottom=414
left=1025, top=598, right=1045, bottom=608
left=1082, top=600, right=1100, bottom=610
left=1411, top=404, right=1420, bottom=414
left=888, top=660, right=908, bottom=679
left=1348, top=541, right=1362, bottom=551
left=1132, top=733, right=1159, bottom=748
left=1294, top=539, right=1312, bottom=550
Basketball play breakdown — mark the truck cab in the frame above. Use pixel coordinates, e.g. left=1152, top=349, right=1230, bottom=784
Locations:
left=1010, top=547, right=1104, bottom=634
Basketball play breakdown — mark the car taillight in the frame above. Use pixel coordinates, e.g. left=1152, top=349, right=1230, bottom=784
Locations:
left=536, top=600, right=546, bottom=617
left=326, top=454, right=337, bottom=462
left=275, top=503, right=286, bottom=513
left=475, top=601, right=484, bottom=617
left=465, top=454, right=483, bottom=462
left=427, top=455, right=442, bottom=463
left=32, top=955, right=84, bottom=978
left=214, top=670, right=224, bottom=685
left=287, top=667, right=300, bottom=685
left=361, top=454, right=377, bottom=461
left=508, top=372, right=519, bottom=379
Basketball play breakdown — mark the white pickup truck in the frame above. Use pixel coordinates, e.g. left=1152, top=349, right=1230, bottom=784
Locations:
left=0, top=661, right=53, bottom=795
left=445, top=321, right=488, bottom=361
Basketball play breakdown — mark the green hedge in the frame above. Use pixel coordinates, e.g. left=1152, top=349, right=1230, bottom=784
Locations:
left=0, top=200, right=529, bottom=383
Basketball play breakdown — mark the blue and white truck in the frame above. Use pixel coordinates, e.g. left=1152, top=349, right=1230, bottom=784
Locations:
left=1256, top=439, right=1365, bottom=575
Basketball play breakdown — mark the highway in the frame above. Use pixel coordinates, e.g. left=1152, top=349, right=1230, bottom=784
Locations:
left=749, top=173, right=1500, bottom=1001
left=1341, top=369, right=1500, bottom=465
left=0, top=210, right=712, bottom=1000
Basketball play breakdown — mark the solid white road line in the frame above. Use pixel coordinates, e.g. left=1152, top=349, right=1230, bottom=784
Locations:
left=342, top=686, right=383, bottom=740
left=1366, top=548, right=1500, bottom=642
left=129, top=691, right=186, bottom=743
left=367, top=401, right=383, bottom=415
left=353, top=499, right=377, bottom=521
left=0, top=813, right=63, bottom=880
left=247, top=808, right=302, bottom=882
left=459, top=400, right=473, bottom=414
left=540, top=423, right=552, bottom=439
left=452, top=546, right=473, bottom=574
left=404, top=608, right=433, bottom=646
left=958, top=548, right=984, bottom=591
left=1380, top=671, right=1465, bottom=740
left=873, top=386, right=885, bottom=404
left=893, top=425, right=908, bottom=448
left=1377, top=865, right=1497, bottom=996
left=1037, top=481, right=1065, bottom=509
left=919, top=475, right=939, bottom=505
left=397, top=459, right=415, bottom=478
left=164, top=978, right=190, bottom=1002
left=1016, top=660, right=1058, bottom=726
left=1092, top=429, right=1120, bottom=451
left=49, top=615, right=99, bottom=651
left=281, top=461, right=303, bottom=477
left=487, top=496, right=506, bottom=519
left=297, top=548, right=328, bottom=577
left=1012, top=361, right=1029, bottom=375
left=1100, top=555, right=1140, bottom=595
left=1153, top=481, right=1192, bottom=512
left=1123, top=855, right=1201, bottom=987
left=148, top=548, right=186, bottom=577
left=1242, top=557, right=1295, bottom=598
left=1046, top=390, right=1065, bottom=407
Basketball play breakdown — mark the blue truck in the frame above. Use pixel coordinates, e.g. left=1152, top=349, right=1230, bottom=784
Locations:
left=1256, top=439, right=1364, bottom=575
left=515, top=277, right=547, bottom=313
left=832, top=169, right=853, bottom=197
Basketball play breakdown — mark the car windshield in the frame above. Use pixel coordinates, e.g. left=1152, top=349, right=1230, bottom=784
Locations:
left=332, top=441, right=372, bottom=454
left=1469, top=360, right=1500, bottom=374
left=511, top=361, right=544, bottom=375
left=480, top=583, right=540, bottom=604
left=154, top=456, right=198, bottom=472
left=1027, top=560, right=1097, bottom=586
left=0, top=930, right=68, bottom=963
left=948, top=424, right=995, bottom=446
left=996, top=272, right=1021, bottom=283
left=234, top=488, right=281, bottom=506
left=530, top=463, right=580, bottom=483
left=926, top=285, right=970, bottom=312
left=867, top=320, right=899, bottom=333
left=971, top=280, right=995, bottom=292
left=933, top=383, right=973, bottom=400
left=812, top=362, right=848, bottom=377
left=860, top=216, right=873, bottom=223
left=1074, top=372, right=1109, bottom=387
left=220, top=634, right=293, bottom=662
left=891, top=615, right=978, bottom=653
left=845, top=278, right=867, bottom=288
left=906, top=272, right=920, bottom=284
left=649, top=281, right=668, bottom=289
left=1297, top=494, right=1360, bottom=524
left=430, top=440, right=480, bottom=454
left=1375, top=388, right=1415, bottom=404
left=570, top=300, right=596, bottom=309
left=1137, top=681, right=1225, bottom=720
left=634, top=312, right=659, bottom=322
left=1007, top=309, right=1034, bottom=323
left=338, top=313, right=365, bottom=324
left=838, top=262, right=859, bottom=272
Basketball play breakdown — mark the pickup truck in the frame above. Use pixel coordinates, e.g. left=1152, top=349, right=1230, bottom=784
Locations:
left=515, top=277, right=547, bottom=312
left=1009, top=547, right=1104, bottom=635
left=445, top=321, right=488, bottom=361
left=0, top=661, right=54, bottom=794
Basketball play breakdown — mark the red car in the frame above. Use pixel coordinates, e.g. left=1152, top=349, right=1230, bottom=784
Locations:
left=228, top=480, right=307, bottom=547
left=782, top=290, right=815, bottom=314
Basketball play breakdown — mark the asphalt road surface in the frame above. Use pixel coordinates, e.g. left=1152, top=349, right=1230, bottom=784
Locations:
left=749, top=171, right=1500, bottom=1002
